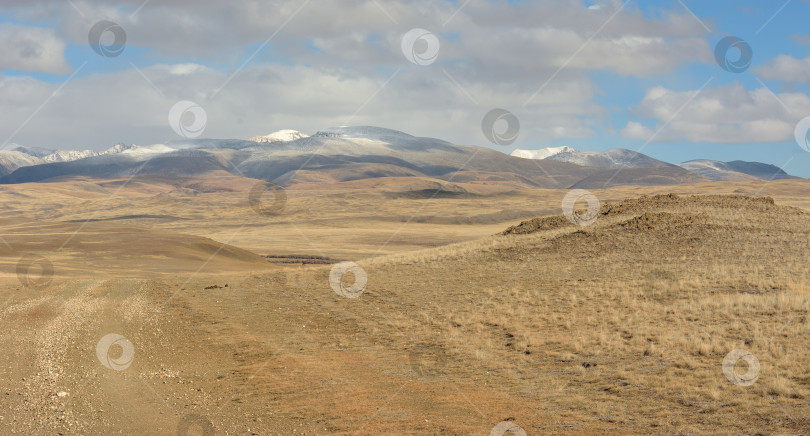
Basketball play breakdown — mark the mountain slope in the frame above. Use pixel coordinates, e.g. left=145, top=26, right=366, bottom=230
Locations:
left=569, top=166, right=710, bottom=188
left=0, top=149, right=239, bottom=184
left=544, top=148, right=673, bottom=168
left=0, top=151, right=45, bottom=176
left=42, top=143, right=138, bottom=163
left=679, top=159, right=797, bottom=181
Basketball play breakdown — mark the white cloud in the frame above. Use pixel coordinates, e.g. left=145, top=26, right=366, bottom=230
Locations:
left=756, top=54, right=810, bottom=84
left=622, top=83, right=810, bottom=143
left=0, top=0, right=723, bottom=149
left=5, top=0, right=712, bottom=79
left=620, top=121, right=654, bottom=140
left=0, top=61, right=608, bottom=149
left=0, top=24, right=70, bottom=74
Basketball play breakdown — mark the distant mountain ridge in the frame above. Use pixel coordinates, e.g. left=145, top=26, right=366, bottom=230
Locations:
left=0, top=127, right=597, bottom=188
left=511, top=146, right=672, bottom=169
left=40, top=143, right=138, bottom=163
left=0, top=143, right=141, bottom=177
left=511, top=146, right=797, bottom=182
left=677, top=159, right=796, bottom=181
left=1, top=127, right=799, bottom=187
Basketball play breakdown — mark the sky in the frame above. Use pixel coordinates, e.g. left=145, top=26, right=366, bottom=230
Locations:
left=2, top=0, right=810, bottom=176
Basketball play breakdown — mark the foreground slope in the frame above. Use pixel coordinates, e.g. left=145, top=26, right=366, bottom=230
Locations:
left=0, top=193, right=808, bottom=434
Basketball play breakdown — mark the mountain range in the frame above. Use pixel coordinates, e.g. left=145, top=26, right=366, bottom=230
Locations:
left=511, top=146, right=796, bottom=183
left=0, top=127, right=798, bottom=189
left=0, top=143, right=140, bottom=176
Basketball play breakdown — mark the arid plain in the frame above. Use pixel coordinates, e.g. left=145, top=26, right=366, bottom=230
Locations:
left=1, top=174, right=810, bottom=434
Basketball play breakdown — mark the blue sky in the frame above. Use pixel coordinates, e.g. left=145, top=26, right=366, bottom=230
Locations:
left=1, top=0, right=810, bottom=176
left=591, top=0, right=810, bottom=175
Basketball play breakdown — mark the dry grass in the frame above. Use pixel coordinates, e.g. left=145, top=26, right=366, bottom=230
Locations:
left=2, top=175, right=806, bottom=261
left=0, top=177, right=810, bottom=433
left=337, top=193, right=810, bottom=433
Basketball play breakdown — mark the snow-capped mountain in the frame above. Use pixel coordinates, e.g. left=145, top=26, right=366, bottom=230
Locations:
left=513, top=147, right=672, bottom=169
left=0, top=150, right=45, bottom=176
left=511, top=146, right=576, bottom=160
left=42, top=143, right=138, bottom=163
left=119, top=144, right=176, bottom=158
left=11, top=145, right=52, bottom=158
left=0, top=126, right=800, bottom=187
left=508, top=145, right=799, bottom=183
left=1, top=142, right=144, bottom=175
left=1, top=126, right=600, bottom=188
left=248, top=129, right=309, bottom=143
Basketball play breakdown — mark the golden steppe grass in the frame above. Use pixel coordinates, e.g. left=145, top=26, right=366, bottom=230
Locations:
left=0, top=175, right=809, bottom=434
left=312, top=192, right=810, bottom=434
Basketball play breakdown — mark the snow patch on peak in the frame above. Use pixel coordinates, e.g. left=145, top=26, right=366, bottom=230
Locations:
left=43, top=150, right=95, bottom=163
left=511, top=146, right=576, bottom=160
left=248, top=130, right=309, bottom=143
left=121, top=144, right=174, bottom=158
left=546, top=148, right=670, bottom=169
left=679, top=159, right=729, bottom=172
left=104, top=143, right=137, bottom=154
left=315, top=126, right=414, bottom=141
left=42, top=143, right=138, bottom=163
